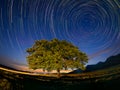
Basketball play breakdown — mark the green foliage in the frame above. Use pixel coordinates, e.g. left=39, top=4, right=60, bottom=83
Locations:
left=26, top=38, right=88, bottom=74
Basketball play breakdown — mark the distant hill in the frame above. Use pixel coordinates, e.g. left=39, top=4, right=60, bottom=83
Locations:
left=85, top=54, right=120, bottom=72
left=0, top=64, right=17, bottom=70
left=0, top=56, right=16, bottom=68
left=70, top=54, right=120, bottom=73
left=0, top=56, right=28, bottom=71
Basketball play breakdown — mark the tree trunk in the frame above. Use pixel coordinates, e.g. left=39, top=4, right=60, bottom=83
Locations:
left=57, top=68, right=60, bottom=78
left=43, top=69, right=45, bottom=74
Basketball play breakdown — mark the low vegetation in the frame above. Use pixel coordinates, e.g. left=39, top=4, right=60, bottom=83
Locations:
left=0, top=64, right=120, bottom=90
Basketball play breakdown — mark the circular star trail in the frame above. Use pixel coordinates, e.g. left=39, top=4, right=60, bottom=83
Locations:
left=0, top=0, right=120, bottom=65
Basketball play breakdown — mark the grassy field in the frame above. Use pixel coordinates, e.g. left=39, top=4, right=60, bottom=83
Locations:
left=0, top=64, right=120, bottom=90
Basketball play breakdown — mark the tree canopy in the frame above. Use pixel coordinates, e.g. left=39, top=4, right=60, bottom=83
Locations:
left=26, top=39, right=88, bottom=76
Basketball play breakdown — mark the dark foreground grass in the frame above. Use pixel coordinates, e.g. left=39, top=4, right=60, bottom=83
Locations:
left=0, top=65, right=120, bottom=90
left=3, top=76, right=119, bottom=90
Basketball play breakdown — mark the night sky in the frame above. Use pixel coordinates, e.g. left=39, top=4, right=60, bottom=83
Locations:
left=0, top=0, right=120, bottom=66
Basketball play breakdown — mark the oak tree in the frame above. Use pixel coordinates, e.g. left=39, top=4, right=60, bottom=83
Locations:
left=26, top=39, right=88, bottom=77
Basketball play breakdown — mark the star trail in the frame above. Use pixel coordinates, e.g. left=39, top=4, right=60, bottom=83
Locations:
left=0, top=0, right=120, bottom=66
